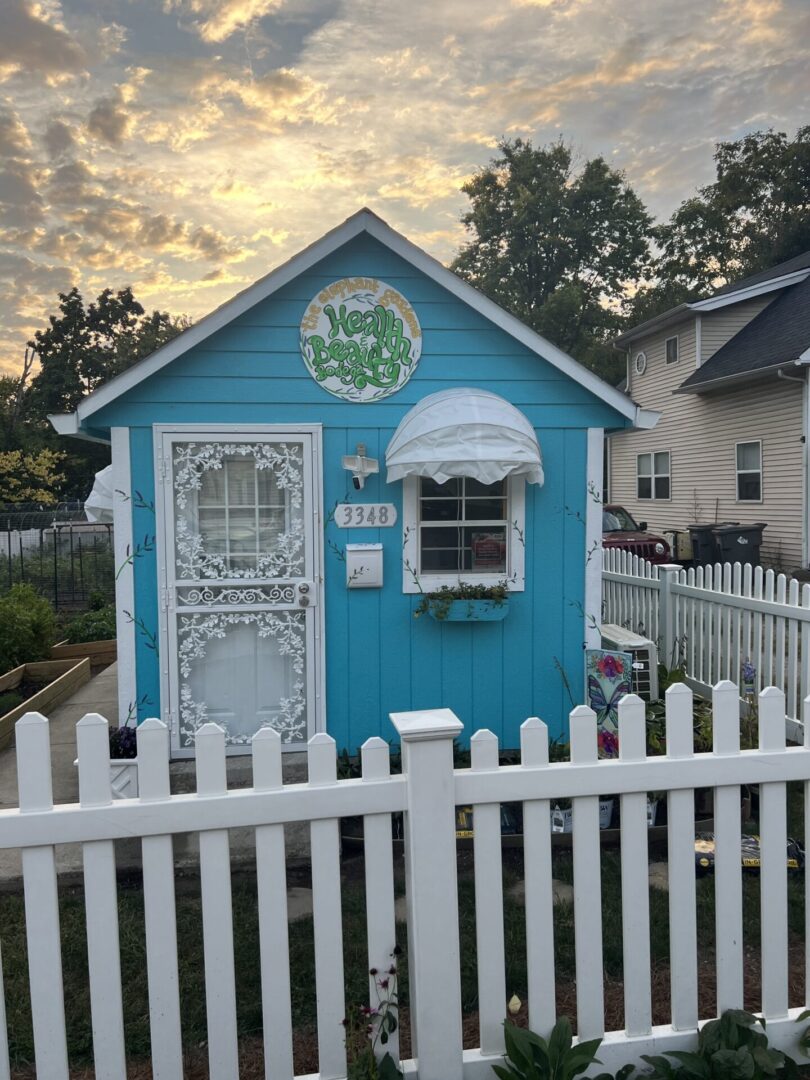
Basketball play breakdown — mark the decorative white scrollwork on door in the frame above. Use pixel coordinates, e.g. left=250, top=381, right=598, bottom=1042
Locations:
left=173, top=441, right=305, bottom=580
left=162, top=433, right=316, bottom=752
left=177, top=610, right=307, bottom=747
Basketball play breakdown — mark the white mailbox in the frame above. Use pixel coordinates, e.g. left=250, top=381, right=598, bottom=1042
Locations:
left=345, top=543, right=383, bottom=588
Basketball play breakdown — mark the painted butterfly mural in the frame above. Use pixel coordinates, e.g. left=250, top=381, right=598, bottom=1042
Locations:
left=585, top=649, right=633, bottom=736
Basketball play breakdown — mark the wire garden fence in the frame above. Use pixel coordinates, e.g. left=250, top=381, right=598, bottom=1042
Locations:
left=0, top=504, right=114, bottom=611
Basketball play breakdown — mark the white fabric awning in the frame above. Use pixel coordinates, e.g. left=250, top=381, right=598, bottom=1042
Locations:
left=385, top=388, right=544, bottom=486
left=84, top=464, right=114, bottom=523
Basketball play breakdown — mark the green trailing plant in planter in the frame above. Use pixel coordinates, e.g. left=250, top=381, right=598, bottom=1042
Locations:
left=414, top=581, right=510, bottom=621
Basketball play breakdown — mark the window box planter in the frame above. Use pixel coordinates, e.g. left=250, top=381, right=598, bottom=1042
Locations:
left=0, top=658, right=91, bottom=752
left=429, top=599, right=509, bottom=622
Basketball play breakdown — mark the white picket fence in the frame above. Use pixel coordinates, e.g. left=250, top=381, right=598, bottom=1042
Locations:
left=603, top=549, right=810, bottom=737
left=1, top=693, right=809, bottom=1080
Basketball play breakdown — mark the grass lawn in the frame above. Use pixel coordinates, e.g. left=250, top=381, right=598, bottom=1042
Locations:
left=0, top=782, right=805, bottom=1073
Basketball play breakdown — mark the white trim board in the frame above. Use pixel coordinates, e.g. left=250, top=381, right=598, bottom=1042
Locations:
left=50, top=209, right=651, bottom=433
left=584, top=429, right=603, bottom=650
left=400, top=474, right=526, bottom=594
left=111, top=427, right=136, bottom=726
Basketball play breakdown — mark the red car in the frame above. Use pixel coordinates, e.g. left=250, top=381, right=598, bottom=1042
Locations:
left=602, top=504, right=671, bottom=564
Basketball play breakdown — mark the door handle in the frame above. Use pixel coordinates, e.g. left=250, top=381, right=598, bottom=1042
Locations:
left=297, top=581, right=315, bottom=607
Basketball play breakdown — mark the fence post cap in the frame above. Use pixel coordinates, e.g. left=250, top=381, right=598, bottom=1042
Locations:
left=16, top=710, right=48, bottom=728
left=390, top=708, right=463, bottom=742
left=665, top=682, right=692, bottom=697
left=76, top=712, right=108, bottom=728
left=252, top=726, right=281, bottom=745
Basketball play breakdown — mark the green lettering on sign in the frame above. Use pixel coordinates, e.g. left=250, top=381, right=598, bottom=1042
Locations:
left=299, top=278, right=422, bottom=402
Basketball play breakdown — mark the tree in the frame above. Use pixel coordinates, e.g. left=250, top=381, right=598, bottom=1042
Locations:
left=9, top=287, right=186, bottom=502
left=642, top=127, right=810, bottom=311
left=28, top=286, right=185, bottom=418
left=0, top=448, right=65, bottom=505
left=451, top=138, right=654, bottom=383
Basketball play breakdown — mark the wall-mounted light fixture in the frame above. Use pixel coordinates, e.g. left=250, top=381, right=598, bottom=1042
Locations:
left=342, top=443, right=379, bottom=490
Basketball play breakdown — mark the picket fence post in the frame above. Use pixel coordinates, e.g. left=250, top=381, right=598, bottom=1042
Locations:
left=657, top=564, right=681, bottom=669
left=390, top=707, right=464, bottom=1080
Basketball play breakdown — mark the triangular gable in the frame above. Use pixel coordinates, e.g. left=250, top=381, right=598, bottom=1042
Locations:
left=50, top=208, right=655, bottom=435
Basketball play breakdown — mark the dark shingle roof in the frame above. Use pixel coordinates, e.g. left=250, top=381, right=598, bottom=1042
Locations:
left=711, top=250, right=810, bottom=297
left=678, top=276, right=810, bottom=392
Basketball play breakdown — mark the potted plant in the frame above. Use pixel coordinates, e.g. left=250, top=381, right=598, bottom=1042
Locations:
left=414, top=582, right=510, bottom=622
left=109, top=721, right=138, bottom=799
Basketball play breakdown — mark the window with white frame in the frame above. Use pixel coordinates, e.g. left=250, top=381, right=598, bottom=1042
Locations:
left=665, top=336, right=679, bottom=364
left=736, top=441, right=762, bottom=501
left=402, top=475, right=525, bottom=591
left=637, top=452, right=670, bottom=500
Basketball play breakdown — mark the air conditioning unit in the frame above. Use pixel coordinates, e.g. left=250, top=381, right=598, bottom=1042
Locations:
left=600, top=624, right=660, bottom=702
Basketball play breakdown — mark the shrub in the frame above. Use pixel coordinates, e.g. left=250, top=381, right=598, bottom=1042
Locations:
left=64, top=604, right=117, bottom=644
left=0, top=584, right=56, bottom=674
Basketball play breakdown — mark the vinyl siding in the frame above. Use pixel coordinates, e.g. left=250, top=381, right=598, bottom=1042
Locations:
left=611, top=316, right=804, bottom=569
left=93, top=232, right=627, bottom=747
left=700, top=296, right=776, bottom=362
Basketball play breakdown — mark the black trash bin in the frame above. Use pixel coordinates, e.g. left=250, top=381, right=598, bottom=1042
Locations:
left=688, top=522, right=740, bottom=566
left=712, top=523, right=767, bottom=567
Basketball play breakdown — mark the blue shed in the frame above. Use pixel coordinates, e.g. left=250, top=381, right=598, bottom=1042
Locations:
left=52, top=210, right=654, bottom=756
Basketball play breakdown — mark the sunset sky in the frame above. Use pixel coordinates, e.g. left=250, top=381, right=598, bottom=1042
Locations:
left=0, top=0, right=808, bottom=377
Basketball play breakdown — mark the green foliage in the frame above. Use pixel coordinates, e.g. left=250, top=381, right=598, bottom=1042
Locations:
left=28, top=286, right=184, bottom=418
left=414, top=581, right=509, bottom=620
left=1, top=286, right=187, bottom=501
left=63, top=604, right=116, bottom=644
left=633, top=126, right=810, bottom=321
left=642, top=1010, right=798, bottom=1080
left=0, top=584, right=56, bottom=673
left=493, top=1016, right=608, bottom=1080
left=451, top=137, right=654, bottom=384
left=0, top=448, right=66, bottom=505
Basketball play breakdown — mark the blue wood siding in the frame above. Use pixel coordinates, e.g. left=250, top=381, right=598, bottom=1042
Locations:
left=95, top=234, right=626, bottom=747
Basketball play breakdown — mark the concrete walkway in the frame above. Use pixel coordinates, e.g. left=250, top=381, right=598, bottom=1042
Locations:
left=0, top=663, right=119, bottom=883
left=0, top=661, right=311, bottom=886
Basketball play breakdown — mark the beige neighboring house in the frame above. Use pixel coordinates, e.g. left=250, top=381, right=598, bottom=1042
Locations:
left=607, top=251, right=810, bottom=571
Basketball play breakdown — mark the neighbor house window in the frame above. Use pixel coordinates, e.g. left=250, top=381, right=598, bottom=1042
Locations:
left=665, top=336, right=679, bottom=364
left=736, top=441, right=762, bottom=501
left=401, top=475, right=526, bottom=592
left=637, top=452, right=670, bottom=500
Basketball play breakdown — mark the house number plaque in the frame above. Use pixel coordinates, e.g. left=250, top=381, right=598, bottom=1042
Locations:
left=334, top=503, right=397, bottom=527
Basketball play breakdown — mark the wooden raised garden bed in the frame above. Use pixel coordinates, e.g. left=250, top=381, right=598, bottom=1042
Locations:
left=0, top=658, right=91, bottom=751
left=51, top=639, right=117, bottom=668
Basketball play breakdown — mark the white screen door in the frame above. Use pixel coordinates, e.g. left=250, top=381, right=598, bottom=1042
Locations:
left=157, top=428, right=321, bottom=755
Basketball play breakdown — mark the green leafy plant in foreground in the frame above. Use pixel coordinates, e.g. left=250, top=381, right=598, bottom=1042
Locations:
left=492, top=1016, right=625, bottom=1080
left=642, top=1010, right=798, bottom=1080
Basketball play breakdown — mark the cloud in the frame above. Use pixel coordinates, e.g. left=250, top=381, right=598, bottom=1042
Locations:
left=0, top=108, right=32, bottom=156
left=165, top=0, right=286, bottom=43
left=0, top=160, right=44, bottom=227
left=0, top=0, right=85, bottom=82
left=42, top=119, right=77, bottom=159
left=87, top=90, right=133, bottom=146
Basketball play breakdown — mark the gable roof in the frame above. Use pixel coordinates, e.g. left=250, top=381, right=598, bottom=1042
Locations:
left=677, top=275, right=810, bottom=394
left=51, top=208, right=655, bottom=437
left=614, top=248, right=810, bottom=348
left=709, top=249, right=810, bottom=298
